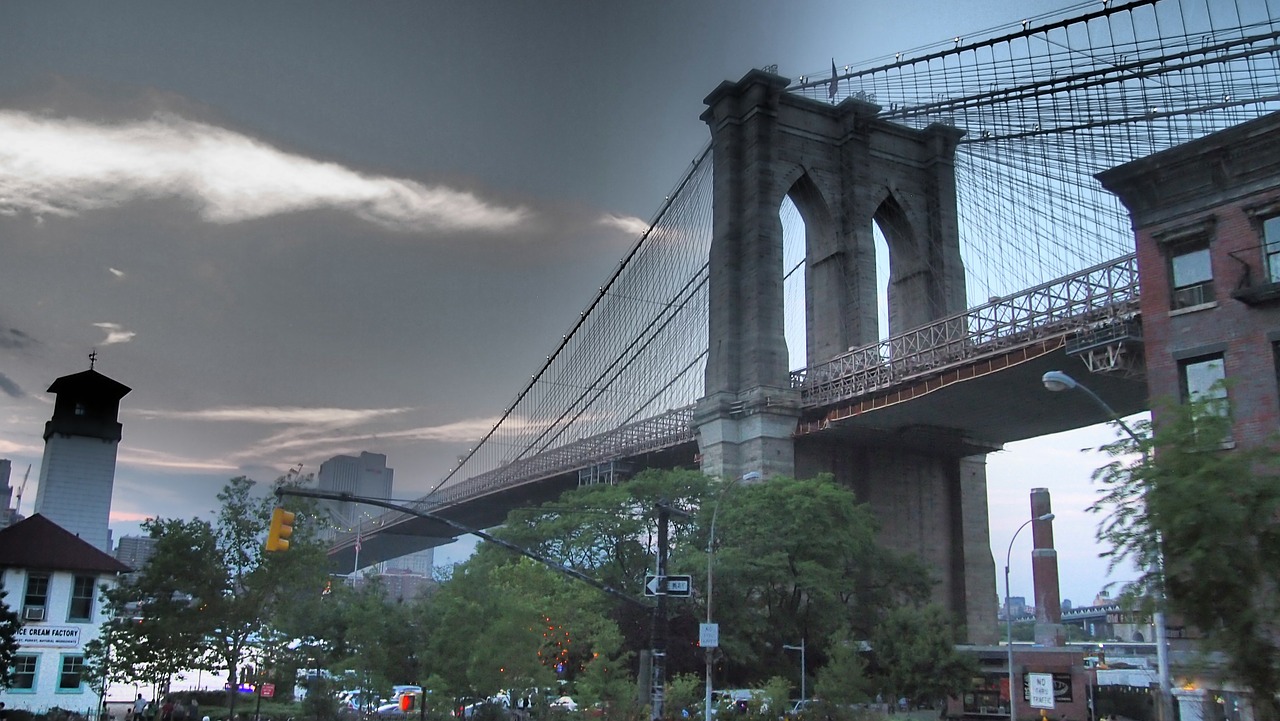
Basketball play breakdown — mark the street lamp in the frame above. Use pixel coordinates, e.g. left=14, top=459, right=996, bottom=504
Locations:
left=1042, top=369, right=1173, bottom=721
left=1006, top=512, right=1055, bottom=721
left=783, top=639, right=806, bottom=702
left=705, top=470, right=760, bottom=721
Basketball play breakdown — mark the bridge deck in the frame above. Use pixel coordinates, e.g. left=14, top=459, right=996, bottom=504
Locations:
left=330, top=255, right=1147, bottom=569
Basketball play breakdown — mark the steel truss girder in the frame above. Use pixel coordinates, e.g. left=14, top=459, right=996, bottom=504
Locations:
left=794, top=254, right=1140, bottom=408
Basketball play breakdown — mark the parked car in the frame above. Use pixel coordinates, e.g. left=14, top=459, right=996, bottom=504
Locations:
left=373, top=702, right=407, bottom=717
left=550, top=696, right=578, bottom=711
left=456, top=698, right=504, bottom=719
left=784, top=699, right=818, bottom=719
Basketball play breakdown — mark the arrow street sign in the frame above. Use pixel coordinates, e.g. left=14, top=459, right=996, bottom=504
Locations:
left=644, top=574, right=693, bottom=596
left=645, top=574, right=663, bottom=596
left=664, top=575, right=692, bottom=597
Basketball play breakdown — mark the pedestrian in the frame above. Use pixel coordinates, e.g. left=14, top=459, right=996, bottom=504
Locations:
left=186, top=698, right=199, bottom=721
left=145, top=701, right=158, bottom=721
left=134, top=695, right=147, bottom=720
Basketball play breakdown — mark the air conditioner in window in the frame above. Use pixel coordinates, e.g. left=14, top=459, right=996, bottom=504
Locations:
left=23, top=606, right=46, bottom=621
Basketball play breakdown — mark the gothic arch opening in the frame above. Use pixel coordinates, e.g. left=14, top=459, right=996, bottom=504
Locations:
left=779, top=172, right=837, bottom=372
left=872, top=193, right=919, bottom=338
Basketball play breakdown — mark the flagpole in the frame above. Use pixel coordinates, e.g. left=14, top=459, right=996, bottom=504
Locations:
left=352, top=515, right=361, bottom=576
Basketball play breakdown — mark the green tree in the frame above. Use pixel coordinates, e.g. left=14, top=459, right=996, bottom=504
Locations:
left=0, top=588, right=20, bottom=689
left=96, top=475, right=329, bottom=712
left=574, top=621, right=635, bottom=710
left=1091, top=397, right=1280, bottom=718
left=492, top=469, right=708, bottom=675
left=813, top=631, right=872, bottom=705
left=663, top=673, right=703, bottom=718
left=91, top=517, right=213, bottom=693
left=707, top=475, right=930, bottom=685
left=869, top=604, right=975, bottom=709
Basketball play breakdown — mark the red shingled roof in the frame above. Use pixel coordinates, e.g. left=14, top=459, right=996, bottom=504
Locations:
left=0, top=514, right=131, bottom=574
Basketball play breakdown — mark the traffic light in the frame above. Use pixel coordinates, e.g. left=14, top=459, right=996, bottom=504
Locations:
left=265, top=507, right=296, bottom=552
left=399, top=693, right=417, bottom=713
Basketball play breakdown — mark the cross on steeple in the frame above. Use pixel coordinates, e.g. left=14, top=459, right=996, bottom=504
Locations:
left=89, top=349, right=97, bottom=369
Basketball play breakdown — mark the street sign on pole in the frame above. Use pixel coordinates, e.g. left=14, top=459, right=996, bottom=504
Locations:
left=261, top=683, right=276, bottom=699
left=699, top=623, right=719, bottom=648
left=645, top=574, right=663, bottom=596
left=664, top=575, right=692, bottom=597
left=1028, top=673, right=1055, bottom=709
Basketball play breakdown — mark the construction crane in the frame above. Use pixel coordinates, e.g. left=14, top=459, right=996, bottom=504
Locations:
left=13, top=464, right=30, bottom=517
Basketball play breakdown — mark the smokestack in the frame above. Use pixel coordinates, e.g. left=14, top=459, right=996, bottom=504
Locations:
left=1030, top=487, right=1065, bottom=646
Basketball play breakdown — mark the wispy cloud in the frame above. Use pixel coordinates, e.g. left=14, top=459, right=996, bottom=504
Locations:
left=598, top=213, right=650, bottom=237
left=116, top=446, right=241, bottom=472
left=134, top=405, right=412, bottom=425
left=0, top=437, right=37, bottom=454
left=0, top=110, right=530, bottom=233
left=109, top=510, right=156, bottom=523
left=0, top=372, right=24, bottom=399
left=228, top=416, right=499, bottom=462
left=93, top=322, right=136, bottom=345
left=108, top=267, right=125, bottom=278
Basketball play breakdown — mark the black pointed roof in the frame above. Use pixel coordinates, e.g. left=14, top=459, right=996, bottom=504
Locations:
left=0, top=514, right=131, bottom=574
left=47, top=368, right=131, bottom=400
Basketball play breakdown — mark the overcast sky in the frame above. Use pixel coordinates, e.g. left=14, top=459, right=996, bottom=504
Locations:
left=0, top=0, right=1139, bottom=606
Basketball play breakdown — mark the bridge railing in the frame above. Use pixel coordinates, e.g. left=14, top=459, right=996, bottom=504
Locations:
left=793, top=254, right=1139, bottom=407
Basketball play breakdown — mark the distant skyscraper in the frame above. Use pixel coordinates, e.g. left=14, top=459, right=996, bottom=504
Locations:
left=0, top=459, right=14, bottom=529
left=114, top=535, right=159, bottom=570
left=385, top=548, right=435, bottom=576
left=374, top=567, right=435, bottom=602
left=32, top=363, right=131, bottom=552
left=317, top=451, right=394, bottom=532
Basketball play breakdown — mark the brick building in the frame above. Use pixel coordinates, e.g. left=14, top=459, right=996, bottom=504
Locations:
left=1098, top=111, right=1280, bottom=444
left=1097, top=110, right=1280, bottom=721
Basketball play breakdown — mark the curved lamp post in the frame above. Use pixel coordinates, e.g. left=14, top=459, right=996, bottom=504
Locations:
left=783, top=639, right=806, bottom=702
left=705, top=470, right=760, bottom=721
left=1041, top=370, right=1173, bottom=721
left=1006, top=512, right=1055, bottom=721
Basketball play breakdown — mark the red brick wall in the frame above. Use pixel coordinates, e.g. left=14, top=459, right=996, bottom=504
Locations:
left=1136, top=188, right=1280, bottom=446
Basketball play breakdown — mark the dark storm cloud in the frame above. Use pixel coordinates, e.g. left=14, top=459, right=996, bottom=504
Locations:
left=0, top=325, right=36, bottom=350
left=0, top=371, right=24, bottom=398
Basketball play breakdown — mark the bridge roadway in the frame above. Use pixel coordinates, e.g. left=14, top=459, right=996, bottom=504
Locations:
left=328, top=255, right=1148, bottom=571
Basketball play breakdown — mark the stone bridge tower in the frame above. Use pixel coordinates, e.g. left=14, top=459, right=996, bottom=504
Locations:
left=693, top=70, right=996, bottom=641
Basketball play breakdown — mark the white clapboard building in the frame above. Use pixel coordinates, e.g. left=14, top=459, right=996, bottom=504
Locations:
left=0, top=514, right=130, bottom=713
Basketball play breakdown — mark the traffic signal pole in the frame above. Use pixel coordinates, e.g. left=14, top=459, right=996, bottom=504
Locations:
left=275, top=488, right=651, bottom=610
left=649, top=503, right=670, bottom=721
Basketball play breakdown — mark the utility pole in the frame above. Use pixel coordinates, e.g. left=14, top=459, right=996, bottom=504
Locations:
left=649, top=502, right=670, bottom=721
